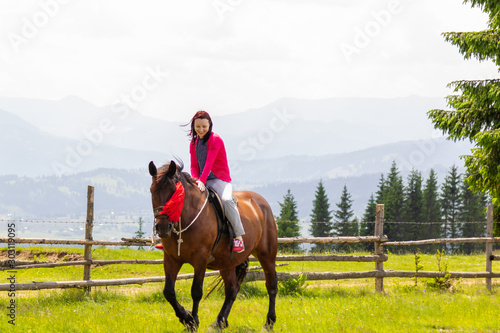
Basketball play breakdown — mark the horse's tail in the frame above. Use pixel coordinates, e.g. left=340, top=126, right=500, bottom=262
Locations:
left=236, top=258, right=249, bottom=284
left=204, top=258, right=250, bottom=300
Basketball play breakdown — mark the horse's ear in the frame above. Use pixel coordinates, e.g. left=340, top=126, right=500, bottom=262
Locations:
left=166, top=160, right=177, bottom=177
left=149, top=161, right=157, bottom=177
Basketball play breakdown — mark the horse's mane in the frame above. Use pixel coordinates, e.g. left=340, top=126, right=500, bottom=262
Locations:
left=153, top=159, right=197, bottom=192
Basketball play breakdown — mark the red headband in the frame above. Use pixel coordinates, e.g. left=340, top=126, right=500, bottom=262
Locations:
left=159, top=181, right=185, bottom=222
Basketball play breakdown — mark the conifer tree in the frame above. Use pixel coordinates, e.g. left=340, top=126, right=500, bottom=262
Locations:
left=383, top=161, right=406, bottom=241
left=460, top=172, right=488, bottom=253
left=276, top=189, right=301, bottom=253
left=375, top=174, right=386, bottom=204
left=333, top=185, right=356, bottom=252
left=422, top=169, right=442, bottom=252
left=427, top=0, right=500, bottom=235
left=134, top=217, right=146, bottom=250
left=403, top=169, right=423, bottom=241
left=360, top=193, right=377, bottom=251
left=309, top=179, right=334, bottom=253
left=440, top=165, right=462, bottom=252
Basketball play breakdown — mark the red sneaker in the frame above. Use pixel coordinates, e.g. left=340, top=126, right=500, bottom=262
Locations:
left=233, top=238, right=245, bottom=253
left=155, top=243, right=163, bottom=250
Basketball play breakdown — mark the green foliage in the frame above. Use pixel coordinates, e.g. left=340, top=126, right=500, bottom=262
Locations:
left=414, top=251, right=424, bottom=287
left=403, top=169, right=423, bottom=241
left=309, top=179, right=334, bottom=253
left=360, top=193, right=376, bottom=252
left=377, top=162, right=406, bottom=243
left=459, top=172, right=488, bottom=253
left=278, top=273, right=307, bottom=296
left=134, top=217, right=146, bottom=250
left=443, top=31, right=500, bottom=65
left=421, top=169, right=442, bottom=252
left=276, top=189, right=301, bottom=252
left=333, top=185, right=358, bottom=251
left=440, top=165, right=462, bottom=252
left=428, top=1, right=500, bottom=234
left=427, top=250, right=458, bottom=291
left=464, top=0, right=500, bottom=29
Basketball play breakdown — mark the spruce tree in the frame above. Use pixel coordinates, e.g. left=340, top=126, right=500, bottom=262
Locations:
left=134, top=217, right=146, bottom=250
left=460, top=172, right=488, bottom=253
left=333, top=185, right=356, bottom=252
left=309, top=179, right=334, bottom=253
left=440, top=165, right=462, bottom=252
left=375, top=174, right=386, bottom=204
left=422, top=169, right=442, bottom=252
left=383, top=161, right=405, bottom=241
left=427, top=0, right=500, bottom=235
left=403, top=169, right=423, bottom=241
left=360, top=193, right=377, bottom=251
left=276, top=189, right=301, bottom=253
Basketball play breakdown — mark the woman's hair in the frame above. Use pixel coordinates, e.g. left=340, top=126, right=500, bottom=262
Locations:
left=185, top=110, right=213, bottom=144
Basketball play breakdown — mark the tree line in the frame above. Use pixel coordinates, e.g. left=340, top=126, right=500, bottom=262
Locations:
left=276, top=161, right=488, bottom=254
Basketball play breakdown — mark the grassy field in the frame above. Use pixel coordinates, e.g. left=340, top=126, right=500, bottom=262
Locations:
left=1, top=246, right=499, bottom=332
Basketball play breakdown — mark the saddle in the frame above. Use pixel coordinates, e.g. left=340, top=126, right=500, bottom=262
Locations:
left=206, top=187, right=236, bottom=261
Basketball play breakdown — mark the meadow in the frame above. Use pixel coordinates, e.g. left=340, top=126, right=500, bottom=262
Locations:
left=1, top=246, right=499, bottom=332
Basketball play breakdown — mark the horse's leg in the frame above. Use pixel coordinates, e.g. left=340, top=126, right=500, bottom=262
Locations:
left=162, top=255, right=194, bottom=329
left=188, top=259, right=208, bottom=330
left=254, top=247, right=278, bottom=330
left=211, top=268, right=239, bottom=329
left=261, top=259, right=278, bottom=330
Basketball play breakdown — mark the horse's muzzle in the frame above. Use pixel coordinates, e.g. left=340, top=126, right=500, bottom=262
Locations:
left=156, top=221, right=173, bottom=238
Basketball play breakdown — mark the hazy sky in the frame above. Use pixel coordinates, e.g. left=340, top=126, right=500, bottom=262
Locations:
left=1, top=0, right=498, bottom=121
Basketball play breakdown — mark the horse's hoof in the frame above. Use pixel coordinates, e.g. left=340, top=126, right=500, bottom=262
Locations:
left=208, top=319, right=227, bottom=332
left=206, top=323, right=222, bottom=333
left=184, top=322, right=198, bottom=333
left=262, top=323, right=275, bottom=332
left=181, top=312, right=199, bottom=332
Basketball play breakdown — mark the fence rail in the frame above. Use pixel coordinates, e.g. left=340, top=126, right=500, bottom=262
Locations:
left=0, top=186, right=497, bottom=292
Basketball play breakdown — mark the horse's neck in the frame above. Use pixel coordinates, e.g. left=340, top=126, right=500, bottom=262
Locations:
left=180, top=187, right=210, bottom=225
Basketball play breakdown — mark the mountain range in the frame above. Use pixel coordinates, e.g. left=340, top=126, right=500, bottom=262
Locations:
left=0, top=95, right=474, bottom=226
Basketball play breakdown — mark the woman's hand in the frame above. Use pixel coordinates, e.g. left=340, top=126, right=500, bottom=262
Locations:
left=196, top=180, right=206, bottom=192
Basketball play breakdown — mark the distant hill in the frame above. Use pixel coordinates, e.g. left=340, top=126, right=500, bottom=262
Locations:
left=0, top=94, right=473, bottom=233
left=0, top=108, right=167, bottom=176
left=0, top=95, right=450, bottom=176
left=0, top=138, right=471, bottom=219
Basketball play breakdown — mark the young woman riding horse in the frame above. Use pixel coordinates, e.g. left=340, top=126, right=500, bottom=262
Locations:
left=149, top=112, right=278, bottom=331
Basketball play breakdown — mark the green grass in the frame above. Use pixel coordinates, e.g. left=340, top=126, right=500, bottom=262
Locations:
left=1, top=247, right=499, bottom=332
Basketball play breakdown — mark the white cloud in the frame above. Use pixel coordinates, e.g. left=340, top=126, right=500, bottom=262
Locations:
left=0, top=0, right=498, bottom=121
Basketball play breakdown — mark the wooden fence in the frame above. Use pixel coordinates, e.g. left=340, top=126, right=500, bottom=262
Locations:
left=1, top=186, right=499, bottom=292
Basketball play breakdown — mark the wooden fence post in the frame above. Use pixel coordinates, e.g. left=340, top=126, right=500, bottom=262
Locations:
left=374, top=204, right=385, bottom=293
left=83, top=186, right=94, bottom=293
left=486, top=204, right=493, bottom=291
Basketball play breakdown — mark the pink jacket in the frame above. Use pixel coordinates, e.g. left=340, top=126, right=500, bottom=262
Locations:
left=190, top=133, right=231, bottom=184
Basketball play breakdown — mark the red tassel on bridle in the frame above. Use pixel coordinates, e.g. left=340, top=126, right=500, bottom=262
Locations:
left=159, top=181, right=185, bottom=222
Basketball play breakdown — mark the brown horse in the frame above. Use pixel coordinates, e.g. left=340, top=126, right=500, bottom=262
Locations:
left=148, top=160, right=278, bottom=331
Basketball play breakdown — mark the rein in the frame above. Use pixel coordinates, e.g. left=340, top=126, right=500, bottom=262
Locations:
left=153, top=183, right=209, bottom=256
left=171, top=194, right=209, bottom=256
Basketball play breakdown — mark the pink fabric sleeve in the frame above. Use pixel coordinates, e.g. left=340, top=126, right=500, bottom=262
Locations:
left=189, top=140, right=200, bottom=179
left=198, top=135, right=222, bottom=183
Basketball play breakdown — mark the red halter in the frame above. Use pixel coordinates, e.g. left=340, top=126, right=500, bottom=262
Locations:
left=158, top=181, right=185, bottom=222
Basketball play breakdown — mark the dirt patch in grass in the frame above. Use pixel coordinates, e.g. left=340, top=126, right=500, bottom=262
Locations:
left=0, top=249, right=84, bottom=263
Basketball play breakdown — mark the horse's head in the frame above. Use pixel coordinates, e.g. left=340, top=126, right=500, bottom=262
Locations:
left=149, top=160, right=185, bottom=238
